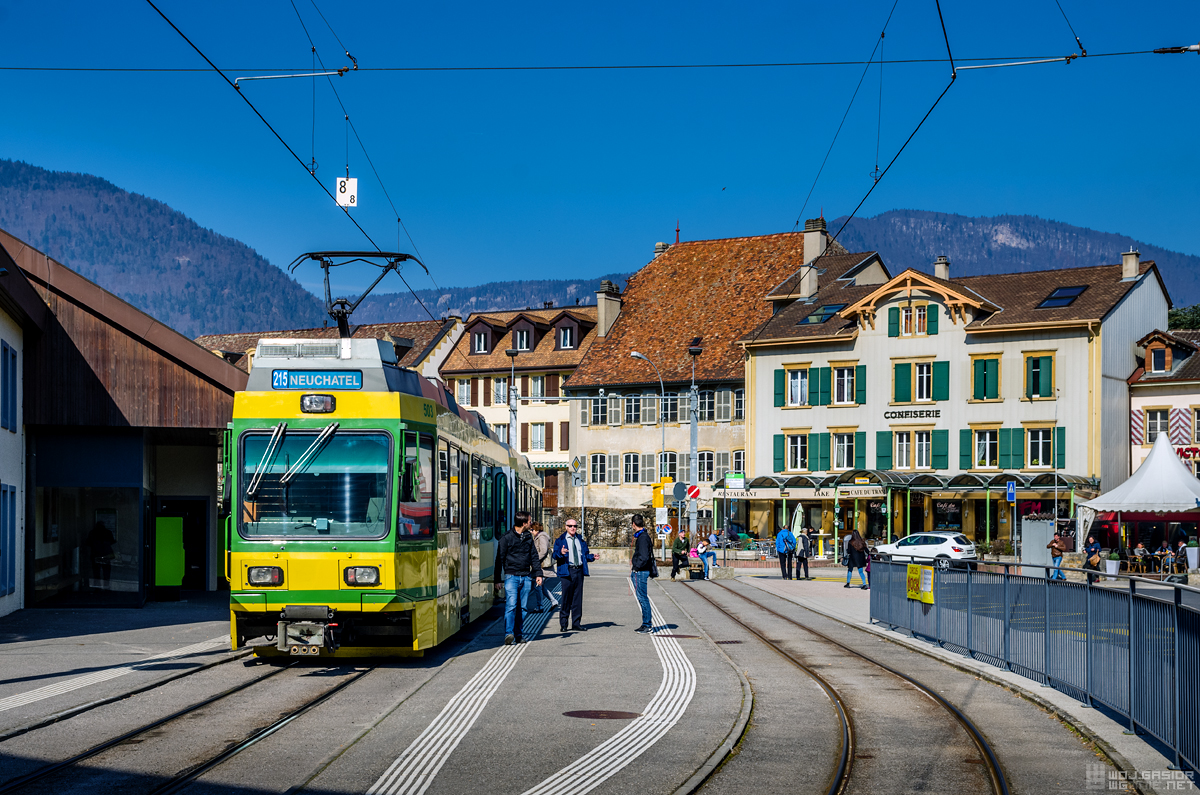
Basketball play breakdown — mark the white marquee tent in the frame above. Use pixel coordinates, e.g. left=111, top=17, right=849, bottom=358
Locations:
left=1080, top=432, right=1200, bottom=513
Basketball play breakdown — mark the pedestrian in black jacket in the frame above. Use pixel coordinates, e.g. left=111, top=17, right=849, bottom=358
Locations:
left=630, top=514, right=655, bottom=633
left=494, top=510, right=543, bottom=645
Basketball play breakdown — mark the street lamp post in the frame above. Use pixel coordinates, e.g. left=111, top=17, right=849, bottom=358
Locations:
left=629, top=351, right=666, bottom=480
left=505, top=348, right=519, bottom=451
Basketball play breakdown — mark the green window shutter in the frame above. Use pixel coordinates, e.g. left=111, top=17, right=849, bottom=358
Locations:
left=894, top=363, right=912, bottom=403
left=959, top=429, right=973, bottom=470
left=932, top=361, right=949, bottom=401
left=876, top=431, right=893, bottom=470
left=973, top=359, right=985, bottom=400
left=1040, top=356, right=1054, bottom=399
left=773, top=369, right=786, bottom=407
left=808, top=369, right=820, bottom=406
left=855, top=365, right=866, bottom=405
left=985, top=359, right=999, bottom=400
left=854, top=431, right=866, bottom=469
left=807, top=433, right=818, bottom=471
left=1025, top=356, right=1035, bottom=399
left=998, top=428, right=1012, bottom=470
left=1056, top=427, right=1066, bottom=469
left=819, top=433, right=831, bottom=471
left=926, top=304, right=938, bottom=335
left=888, top=306, right=900, bottom=337
left=773, top=434, right=785, bottom=473
left=819, top=367, right=831, bottom=406
left=931, top=429, right=948, bottom=470
left=1011, top=428, right=1025, bottom=469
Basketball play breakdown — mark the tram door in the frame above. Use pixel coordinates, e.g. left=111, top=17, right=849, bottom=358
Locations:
left=458, top=450, right=470, bottom=615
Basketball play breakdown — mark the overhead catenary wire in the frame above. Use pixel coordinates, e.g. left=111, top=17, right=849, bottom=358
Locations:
left=1053, top=0, right=1087, bottom=56
left=142, top=0, right=441, bottom=324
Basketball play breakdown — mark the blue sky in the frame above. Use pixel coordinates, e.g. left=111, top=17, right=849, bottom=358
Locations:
left=1, top=1, right=1197, bottom=297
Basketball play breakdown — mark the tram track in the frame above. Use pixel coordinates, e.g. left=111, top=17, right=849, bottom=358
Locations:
left=691, top=580, right=1009, bottom=795
left=0, top=662, right=370, bottom=795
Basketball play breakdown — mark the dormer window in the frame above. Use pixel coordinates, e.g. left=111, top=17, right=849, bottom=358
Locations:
left=473, top=332, right=488, bottom=354
left=1151, top=348, right=1167, bottom=373
left=514, top=329, right=530, bottom=351
left=559, top=326, right=575, bottom=349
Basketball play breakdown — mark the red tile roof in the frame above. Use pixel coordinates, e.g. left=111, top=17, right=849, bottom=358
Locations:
left=569, top=233, right=827, bottom=389
left=440, top=306, right=598, bottom=376
left=194, top=319, right=453, bottom=372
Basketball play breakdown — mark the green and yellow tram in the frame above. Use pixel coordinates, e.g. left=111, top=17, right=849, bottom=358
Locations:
left=225, top=332, right=541, bottom=657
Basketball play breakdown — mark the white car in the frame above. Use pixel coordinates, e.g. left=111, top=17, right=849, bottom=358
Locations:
left=872, top=532, right=978, bottom=570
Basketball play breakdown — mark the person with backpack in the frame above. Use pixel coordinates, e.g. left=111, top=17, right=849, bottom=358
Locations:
left=844, top=529, right=868, bottom=590
left=775, top=525, right=797, bottom=580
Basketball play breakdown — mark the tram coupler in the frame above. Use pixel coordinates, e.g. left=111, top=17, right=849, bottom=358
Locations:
left=276, top=605, right=340, bottom=655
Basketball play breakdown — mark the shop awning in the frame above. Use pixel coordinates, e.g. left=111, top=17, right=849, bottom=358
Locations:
left=1080, top=433, right=1200, bottom=513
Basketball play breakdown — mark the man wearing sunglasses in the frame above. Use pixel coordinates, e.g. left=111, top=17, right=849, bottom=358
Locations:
left=552, top=519, right=595, bottom=633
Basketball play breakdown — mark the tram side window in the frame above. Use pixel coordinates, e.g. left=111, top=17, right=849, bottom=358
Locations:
left=495, top=472, right=509, bottom=536
left=438, top=441, right=449, bottom=531
left=479, top=460, right=494, bottom=541
left=472, top=457, right=485, bottom=540
left=448, top=444, right=462, bottom=529
left=397, top=432, right=433, bottom=537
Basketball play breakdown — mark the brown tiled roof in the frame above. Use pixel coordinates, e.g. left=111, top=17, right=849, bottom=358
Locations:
left=765, top=249, right=867, bottom=298
left=746, top=259, right=1165, bottom=345
left=194, top=319, right=452, bottom=373
left=1130, top=329, right=1200, bottom=385
left=440, top=306, right=598, bottom=376
left=569, top=233, right=823, bottom=389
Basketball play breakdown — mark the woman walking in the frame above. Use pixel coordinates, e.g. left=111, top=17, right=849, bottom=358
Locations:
left=844, top=529, right=868, bottom=590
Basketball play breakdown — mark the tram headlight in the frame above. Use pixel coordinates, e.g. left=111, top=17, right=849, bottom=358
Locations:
left=344, top=566, right=380, bottom=586
left=301, top=394, right=336, bottom=413
left=247, top=566, right=284, bottom=586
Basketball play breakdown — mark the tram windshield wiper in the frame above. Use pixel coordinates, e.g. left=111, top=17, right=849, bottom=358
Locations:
left=280, top=423, right=340, bottom=484
left=246, top=423, right=287, bottom=496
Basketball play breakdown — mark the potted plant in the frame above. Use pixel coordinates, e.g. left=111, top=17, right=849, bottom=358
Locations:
left=1187, top=538, right=1199, bottom=572
left=1106, top=551, right=1121, bottom=581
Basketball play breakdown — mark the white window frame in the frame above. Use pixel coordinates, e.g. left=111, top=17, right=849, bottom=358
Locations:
left=716, top=389, right=733, bottom=422
left=975, top=429, right=999, bottom=469
left=530, top=375, right=545, bottom=403
left=915, top=430, right=931, bottom=469
left=456, top=379, right=470, bottom=405
left=514, top=329, right=530, bottom=351
left=590, top=453, right=607, bottom=484
left=659, top=451, right=678, bottom=481
left=786, top=434, right=807, bottom=471
left=833, top=433, right=855, bottom=470
left=1029, top=428, right=1053, bottom=468
left=901, top=307, right=914, bottom=336
left=623, top=453, right=640, bottom=484
left=560, top=326, right=574, bottom=349
left=661, top=393, right=678, bottom=423
left=833, top=367, right=855, bottom=405
left=530, top=422, right=546, bottom=451
left=732, top=450, right=745, bottom=476
left=895, top=431, right=911, bottom=470
left=1146, top=410, right=1169, bottom=444
left=494, top=376, right=508, bottom=405
left=473, top=332, right=488, bottom=353
left=625, top=395, right=642, bottom=424
left=787, top=369, right=808, bottom=407
left=590, top=397, right=607, bottom=426
left=734, top=389, right=745, bottom=420
left=915, top=362, right=932, bottom=402
left=698, top=390, right=715, bottom=421
left=495, top=424, right=509, bottom=445
left=1151, top=348, right=1167, bottom=373
left=916, top=305, right=927, bottom=335
left=698, top=451, right=714, bottom=483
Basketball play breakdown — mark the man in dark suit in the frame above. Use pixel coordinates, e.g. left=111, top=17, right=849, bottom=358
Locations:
left=553, top=519, right=595, bottom=632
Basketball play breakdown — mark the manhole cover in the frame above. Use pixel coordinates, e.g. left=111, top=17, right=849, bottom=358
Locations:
left=563, top=710, right=641, bottom=720
left=715, top=640, right=743, bottom=644
left=654, top=634, right=699, bottom=639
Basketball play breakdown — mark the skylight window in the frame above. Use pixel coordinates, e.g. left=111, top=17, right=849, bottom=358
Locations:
left=1037, top=286, right=1087, bottom=309
left=800, top=304, right=846, bottom=324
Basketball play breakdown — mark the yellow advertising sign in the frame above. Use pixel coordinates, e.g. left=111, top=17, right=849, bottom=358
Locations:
left=906, top=563, right=935, bottom=604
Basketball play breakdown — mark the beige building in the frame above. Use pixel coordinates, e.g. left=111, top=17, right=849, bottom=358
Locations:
left=439, top=305, right=598, bottom=512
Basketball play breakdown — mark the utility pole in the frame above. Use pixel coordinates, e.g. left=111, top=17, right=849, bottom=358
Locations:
left=688, top=340, right=702, bottom=541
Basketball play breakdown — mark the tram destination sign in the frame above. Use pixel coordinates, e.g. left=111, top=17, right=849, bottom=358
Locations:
left=272, top=370, right=363, bottom=390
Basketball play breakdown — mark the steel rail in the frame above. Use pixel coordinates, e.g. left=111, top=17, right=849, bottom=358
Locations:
left=147, top=667, right=371, bottom=795
left=712, top=581, right=1010, bottom=795
left=0, top=662, right=296, bottom=793
left=687, top=585, right=853, bottom=795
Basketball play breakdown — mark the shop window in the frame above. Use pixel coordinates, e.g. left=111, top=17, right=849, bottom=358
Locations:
left=1028, top=428, right=1053, bottom=468
left=34, top=486, right=143, bottom=606
left=1146, top=410, right=1169, bottom=444
left=787, top=435, right=808, bottom=471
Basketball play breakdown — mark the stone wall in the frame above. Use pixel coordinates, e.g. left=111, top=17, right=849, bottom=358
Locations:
left=548, top=507, right=649, bottom=548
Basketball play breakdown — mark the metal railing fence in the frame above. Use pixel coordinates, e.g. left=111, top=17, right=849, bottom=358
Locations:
left=869, top=558, right=1200, bottom=772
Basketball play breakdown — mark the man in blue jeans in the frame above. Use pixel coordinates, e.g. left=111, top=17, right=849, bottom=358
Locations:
left=630, top=514, right=655, bottom=633
left=1047, top=533, right=1066, bottom=580
left=494, top=510, right=543, bottom=645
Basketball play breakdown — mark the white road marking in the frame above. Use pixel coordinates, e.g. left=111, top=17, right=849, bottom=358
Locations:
left=0, top=636, right=228, bottom=713
left=519, top=587, right=696, bottom=795
left=367, top=598, right=556, bottom=795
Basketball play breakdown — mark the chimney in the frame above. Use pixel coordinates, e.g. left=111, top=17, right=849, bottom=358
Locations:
left=595, top=280, right=623, bottom=337
left=934, top=255, right=950, bottom=280
left=1122, top=248, right=1140, bottom=281
left=803, top=218, right=827, bottom=266
left=654, top=242, right=671, bottom=258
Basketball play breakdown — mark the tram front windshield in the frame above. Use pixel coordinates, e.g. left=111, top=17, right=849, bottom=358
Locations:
left=240, top=430, right=391, bottom=538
